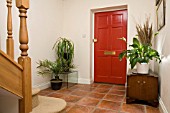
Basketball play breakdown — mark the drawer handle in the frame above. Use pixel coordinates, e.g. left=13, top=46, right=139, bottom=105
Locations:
left=137, top=81, right=140, bottom=83
left=143, top=81, right=146, bottom=84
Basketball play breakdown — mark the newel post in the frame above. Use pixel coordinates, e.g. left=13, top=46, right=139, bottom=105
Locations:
left=6, top=0, right=14, bottom=58
left=16, top=0, right=32, bottom=113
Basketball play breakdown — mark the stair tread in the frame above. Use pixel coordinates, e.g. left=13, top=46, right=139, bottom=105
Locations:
left=32, top=88, right=40, bottom=96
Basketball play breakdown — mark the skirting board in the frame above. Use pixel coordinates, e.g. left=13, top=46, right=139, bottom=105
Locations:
left=33, top=82, right=50, bottom=90
left=33, top=78, right=92, bottom=90
left=159, top=97, right=169, bottom=113
left=78, top=78, right=92, bottom=84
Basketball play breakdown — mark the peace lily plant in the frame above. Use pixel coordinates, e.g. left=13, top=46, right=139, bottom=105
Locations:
left=119, top=18, right=161, bottom=74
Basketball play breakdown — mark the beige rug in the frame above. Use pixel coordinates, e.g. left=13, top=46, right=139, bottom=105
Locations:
left=30, top=96, right=66, bottom=113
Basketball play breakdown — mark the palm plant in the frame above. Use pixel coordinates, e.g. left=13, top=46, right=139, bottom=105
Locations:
left=37, top=37, right=75, bottom=90
left=53, top=37, right=74, bottom=72
left=37, top=59, right=62, bottom=79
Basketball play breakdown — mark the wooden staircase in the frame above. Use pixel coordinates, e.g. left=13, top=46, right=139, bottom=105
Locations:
left=0, top=0, right=32, bottom=113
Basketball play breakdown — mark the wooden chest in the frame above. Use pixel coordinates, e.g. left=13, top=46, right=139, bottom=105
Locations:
left=126, top=72, right=159, bottom=107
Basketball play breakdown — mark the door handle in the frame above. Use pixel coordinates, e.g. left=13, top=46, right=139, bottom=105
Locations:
left=104, top=51, right=116, bottom=55
left=93, top=38, right=97, bottom=43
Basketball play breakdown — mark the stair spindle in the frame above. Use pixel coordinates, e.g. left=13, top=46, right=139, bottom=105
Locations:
left=18, top=8, right=29, bottom=56
left=6, top=0, right=14, bottom=59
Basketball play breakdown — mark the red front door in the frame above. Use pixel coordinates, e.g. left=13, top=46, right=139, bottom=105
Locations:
left=94, top=10, right=127, bottom=84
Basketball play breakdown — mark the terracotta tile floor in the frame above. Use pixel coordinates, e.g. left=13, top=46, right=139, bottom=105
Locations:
left=38, top=83, right=161, bottom=113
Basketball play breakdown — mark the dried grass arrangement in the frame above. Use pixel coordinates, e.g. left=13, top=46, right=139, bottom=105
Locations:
left=136, top=18, right=158, bottom=46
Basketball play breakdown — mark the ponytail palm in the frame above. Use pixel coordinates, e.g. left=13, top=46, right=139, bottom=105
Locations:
left=53, top=37, right=74, bottom=72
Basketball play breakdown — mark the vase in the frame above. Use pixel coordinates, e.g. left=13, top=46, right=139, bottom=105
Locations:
left=136, top=62, right=149, bottom=74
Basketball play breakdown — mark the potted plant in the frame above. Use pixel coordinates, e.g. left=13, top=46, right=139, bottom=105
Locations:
left=37, top=59, right=63, bottom=90
left=119, top=19, right=161, bottom=74
left=53, top=37, right=74, bottom=72
left=37, top=37, right=75, bottom=90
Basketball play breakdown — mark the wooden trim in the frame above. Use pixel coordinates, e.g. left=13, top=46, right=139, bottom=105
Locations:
left=0, top=50, right=23, bottom=70
left=0, top=51, right=23, bottom=98
left=18, top=57, right=32, bottom=113
left=16, top=0, right=29, bottom=9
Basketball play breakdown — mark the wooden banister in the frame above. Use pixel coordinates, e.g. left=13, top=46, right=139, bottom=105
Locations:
left=0, top=0, right=32, bottom=113
left=0, top=50, right=23, bottom=98
left=6, top=0, right=14, bottom=59
left=16, top=0, right=32, bottom=113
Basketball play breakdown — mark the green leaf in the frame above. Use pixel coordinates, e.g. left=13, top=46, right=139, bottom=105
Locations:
left=129, top=44, right=138, bottom=48
left=133, top=38, right=140, bottom=47
left=154, top=32, right=159, bottom=37
left=130, top=58, right=138, bottom=69
left=119, top=50, right=127, bottom=61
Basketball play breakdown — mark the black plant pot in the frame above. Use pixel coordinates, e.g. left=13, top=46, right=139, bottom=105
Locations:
left=50, top=79, right=62, bottom=90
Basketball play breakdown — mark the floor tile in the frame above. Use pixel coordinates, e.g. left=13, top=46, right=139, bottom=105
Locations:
left=77, top=86, right=96, bottom=91
left=42, top=87, right=55, bottom=92
left=104, top=94, right=124, bottom=102
left=146, top=106, right=161, bottom=113
left=90, top=83, right=100, bottom=87
left=77, top=97, right=100, bottom=106
left=88, top=92, right=106, bottom=99
left=40, top=83, right=161, bottom=113
left=48, top=92, right=65, bottom=98
left=55, top=88, right=73, bottom=94
left=121, top=103, right=145, bottom=113
left=67, top=105, right=94, bottom=113
left=97, top=84, right=113, bottom=89
left=38, top=91, right=50, bottom=96
left=73, top=84, right=87, bottom=88
left=70, top=90, right=89, bottom=96
left=108, top=90, right=125, bottom=96
left=123, top=97, right=126, bottom=103
left=93, top=88, right=110, bottom=94
left=98, top=100, right=121, bottom=111
left=67, top=86, right=79, bottom=90
left=62, top=95, right=82, bottom=103
left=112, top=85, right=126, bottom=91
left=59, top=103, right=75, bottom=113
left=93, top=108, right=118, bottom=113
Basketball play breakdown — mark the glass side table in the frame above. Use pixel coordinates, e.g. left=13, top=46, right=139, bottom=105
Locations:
left=59, top=71, right=78, bottom=88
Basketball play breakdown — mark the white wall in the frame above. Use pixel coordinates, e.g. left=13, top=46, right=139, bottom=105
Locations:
left=0, top=0, right=63, bottom=89
left=154, top=0, right=170, bottom=112
left=28, top=0, right=64, bottom=89
left=62, top=0, right=155, bottom=83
